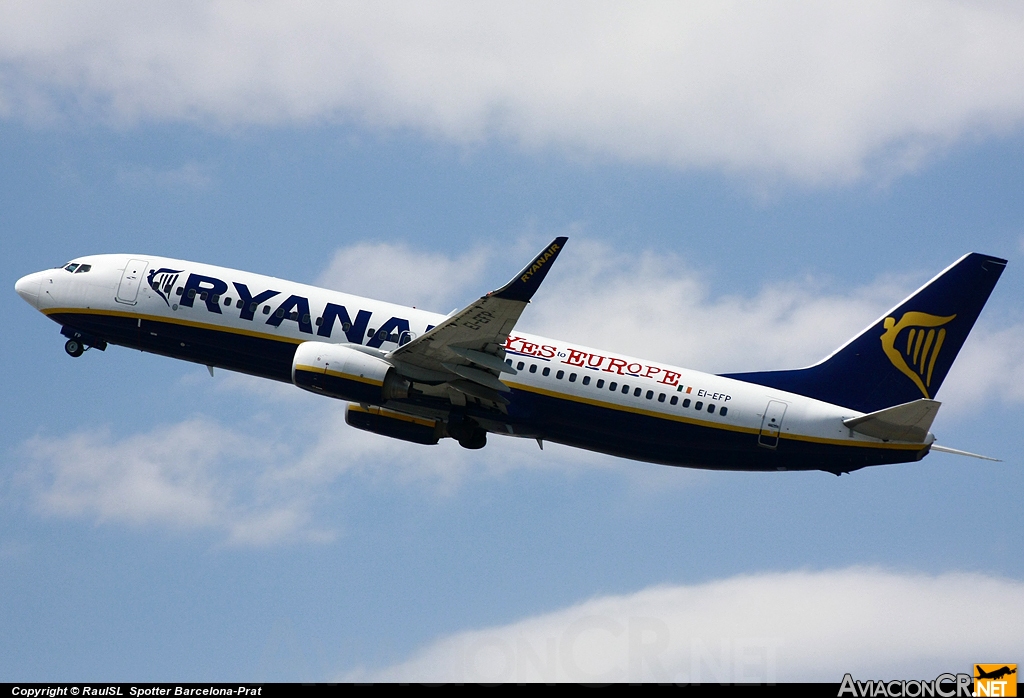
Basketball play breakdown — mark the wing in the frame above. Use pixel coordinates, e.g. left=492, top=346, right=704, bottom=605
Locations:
left=386, top=237, right=567, bottom=405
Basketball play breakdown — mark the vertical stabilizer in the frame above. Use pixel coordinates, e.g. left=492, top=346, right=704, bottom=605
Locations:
left=723, top=253, right=1006, bottom=413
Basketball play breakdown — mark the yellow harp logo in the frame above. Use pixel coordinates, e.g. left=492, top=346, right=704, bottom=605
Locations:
left=880, top=312, right=956, bottom=398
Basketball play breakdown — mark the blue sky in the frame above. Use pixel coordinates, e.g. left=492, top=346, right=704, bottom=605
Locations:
left=2, top=2, right=1023, bottom=682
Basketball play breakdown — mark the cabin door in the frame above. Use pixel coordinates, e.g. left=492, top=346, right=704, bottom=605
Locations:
left=116, top=259, right=149, bottom=305
left=758, top=400, right=788, bottom=449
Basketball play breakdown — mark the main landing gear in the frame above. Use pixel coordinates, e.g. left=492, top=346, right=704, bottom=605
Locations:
left=447, top=413, right=488, bottom=450
left=64, top=339, right=84, bottom=357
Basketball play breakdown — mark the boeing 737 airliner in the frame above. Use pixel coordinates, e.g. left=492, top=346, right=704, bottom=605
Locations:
left=15, top=239, right=1005, bottom=474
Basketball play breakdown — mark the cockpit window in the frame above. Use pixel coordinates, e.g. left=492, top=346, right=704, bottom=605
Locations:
left=64, top=263, right=79, bottom=273
left=74, top=264, right=91, bottom=273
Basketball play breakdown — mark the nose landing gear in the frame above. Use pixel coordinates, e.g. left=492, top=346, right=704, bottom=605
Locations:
left=64, top=339, right=84, bottom=357
left=59, top=326, right=107, bottom=358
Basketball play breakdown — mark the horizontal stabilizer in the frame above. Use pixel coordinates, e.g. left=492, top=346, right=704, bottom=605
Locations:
left=843, top=399, right=940, bottom=442
left=929, top=444, right=1001, bottom=461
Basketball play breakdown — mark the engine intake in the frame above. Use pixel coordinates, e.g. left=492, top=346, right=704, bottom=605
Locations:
left=292, top=341, right=409, bottom=404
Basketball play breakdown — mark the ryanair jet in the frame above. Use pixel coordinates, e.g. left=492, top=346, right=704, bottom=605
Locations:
left=14, top=240, right=1005, bottom=474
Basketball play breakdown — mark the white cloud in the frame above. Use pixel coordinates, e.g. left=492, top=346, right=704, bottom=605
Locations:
left=116, top=160, right=215, bottom=189
left=316, top=241, right=488, bottom=312
left=2, top=1, right=1024, bottom=181
left=18, top=418, right=332, bottom=546
left=14, top=400, right=612, bottom=545
left=525, top=238, right=911, bottom=373
left=344, top=567, right=1024, bottom=683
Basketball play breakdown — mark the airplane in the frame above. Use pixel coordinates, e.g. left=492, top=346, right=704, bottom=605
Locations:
left=14, top=238, right=1006, bottom=474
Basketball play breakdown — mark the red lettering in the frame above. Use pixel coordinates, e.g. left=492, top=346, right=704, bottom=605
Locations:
left=658, top=370, right=681, bottom=386
left=604, top=358, right=629, bottom=375
left=521, top=341, right=538, bottom=356
left=504, top=335, right=521, bottom=350
left=563, top=349, right=588, bottom=367
left=586, top=353, right=606, bottom=368
left=643, top=365, right=662, bottom=379
left=626, top=363, right=642, bottom=375
left=539, top=345, right=557, bottom=359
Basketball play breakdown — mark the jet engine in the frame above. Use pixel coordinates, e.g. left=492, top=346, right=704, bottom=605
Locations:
left=292, top=341, right=409, bottom=404
left=345, top=404, right=443, bottom=445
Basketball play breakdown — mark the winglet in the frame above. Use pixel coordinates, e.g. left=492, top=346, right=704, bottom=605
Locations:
left=490, top=237, right=568, bottom=302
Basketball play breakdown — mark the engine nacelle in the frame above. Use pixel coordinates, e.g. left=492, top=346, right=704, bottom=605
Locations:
left=292, top=341, right=409, bottom=404
left=345, top=404, right=443, bottom=445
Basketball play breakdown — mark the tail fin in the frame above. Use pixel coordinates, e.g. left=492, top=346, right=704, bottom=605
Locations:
left=723, top=253, right=1007, bottom=413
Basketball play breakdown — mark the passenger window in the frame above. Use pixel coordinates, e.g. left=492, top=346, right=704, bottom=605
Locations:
left=177, top=288, right=184, bottom=296
left=670, top=396, right=678, bottom=405
left=622, top=385, right=629, bottom=394
left=262, top=306, right=270, bottom=315
left=224, top=297, right=232, bottom=305
left=569, top=373, right=576, bottom=382
left=529, top=364, right=537, bottom=373
left=378, top=330, right=387, bottom=340
left=276, top=308, right=285, bottom=318
left=658, top=393, right=665, bottom=402
left=517, top=361, right=525, bottom=370
left=342, top=322, right=352, bottom=332
left=609, top=382, right=617, bottom=391
left=543, top=367, right=550, bottom=376
left=211, top=294, right=220, bottom=303
left=315, top=316, right=322, bottom=325
left=719, top=406, right=728, bottom=416
left=582, top=376, right=590, bottom=385
left=249, top=302, right=257, bottom=313
left=302, top=314, right=310, bottom=324
left=200, top=292, right=208, bottom=301
left=506, top=359, right=513, bottom=366
left=596, top=379, right=604, bottom=389
left=74, top=264, right=91, bottom=273
left=291, top=312, right=300, bottom=321
left=188, top=289, right=196, bottom=299
left=695, top=401, right=703, bottom=410
left=556, top=370, right=564, bottom=379
left=708, top=403, right=715, bottom=413
left=634, top=387, right=642, bottom=397
left=367, top=328, right=375, bottom=336
left=683, top=399, right=691, bottom=408
left=645, top=390, right=653, bottom=399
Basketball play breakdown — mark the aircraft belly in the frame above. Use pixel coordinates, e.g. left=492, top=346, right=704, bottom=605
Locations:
left=47, top=311, right=297, bottom=382
left=503, top=388, right=924, bottom=472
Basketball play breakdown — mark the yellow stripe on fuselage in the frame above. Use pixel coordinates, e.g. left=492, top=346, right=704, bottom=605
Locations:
left=44, top=307, right=306, bottom=345
left=503, top=381, right=924, bottom=451
left=48, top=309, right=923, bottom=452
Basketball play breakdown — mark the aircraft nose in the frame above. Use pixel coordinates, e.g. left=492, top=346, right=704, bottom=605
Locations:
left=15, top=272, right=42, bottom=308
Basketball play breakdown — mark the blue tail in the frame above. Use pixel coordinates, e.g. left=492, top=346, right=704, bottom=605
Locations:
left=722, top=253, right=1007, bottom=413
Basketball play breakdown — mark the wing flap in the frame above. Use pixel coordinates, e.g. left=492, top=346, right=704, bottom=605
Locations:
left=387, top=238, right=567, bottom=398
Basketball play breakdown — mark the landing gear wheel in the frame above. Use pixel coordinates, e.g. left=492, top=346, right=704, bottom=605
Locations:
left=457, top=429, right=487, bottom=450
left=64, top=339, right=84, bottom=357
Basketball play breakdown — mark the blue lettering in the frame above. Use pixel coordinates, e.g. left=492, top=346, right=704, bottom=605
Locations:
left=267, top=295, right=313, bottom=334
left=233, top=282, right=280, bottom=321
left=367, top=317, right=411, bottom=348
left=179, top=273, right=228, bottom=313
left=318, top=303, right=371, bottom=344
